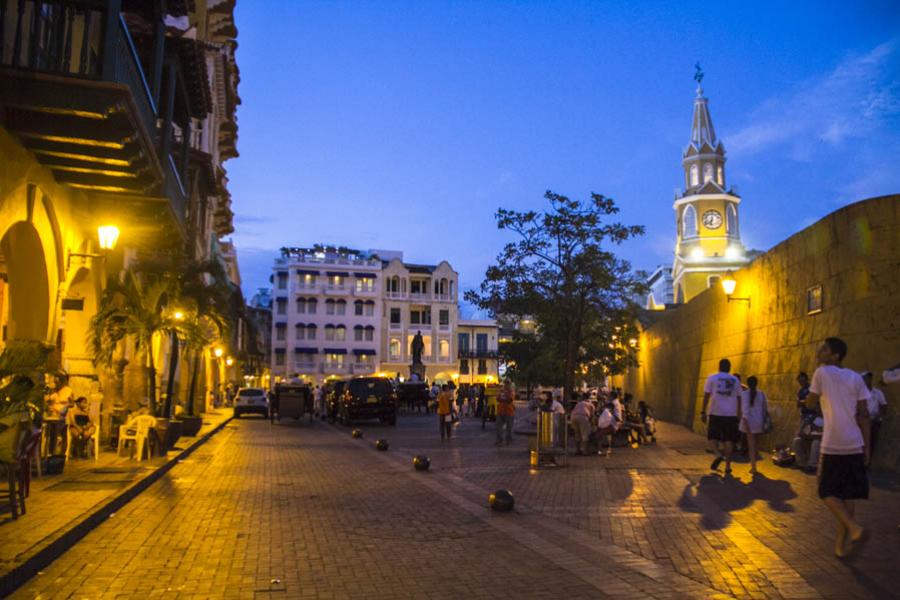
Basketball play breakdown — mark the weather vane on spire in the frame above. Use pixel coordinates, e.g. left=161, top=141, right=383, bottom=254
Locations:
left=694, top=62, right=704, bottom=85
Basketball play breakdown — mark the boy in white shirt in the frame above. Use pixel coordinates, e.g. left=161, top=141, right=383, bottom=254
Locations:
left=701, top=358, right=741, bottom=474
left=807, top=337, right=871, bottom=558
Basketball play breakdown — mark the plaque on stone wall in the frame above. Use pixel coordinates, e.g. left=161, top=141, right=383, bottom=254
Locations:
left=806, top=285, right=823, bottom=315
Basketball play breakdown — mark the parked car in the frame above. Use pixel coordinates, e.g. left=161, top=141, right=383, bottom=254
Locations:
left=233, top=387, right=268, bottom=418
left=337, top=376, right=399, bottom=426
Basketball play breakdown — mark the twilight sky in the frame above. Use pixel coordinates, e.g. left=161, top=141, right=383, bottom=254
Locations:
left=227, top=1, right=900, bottom=313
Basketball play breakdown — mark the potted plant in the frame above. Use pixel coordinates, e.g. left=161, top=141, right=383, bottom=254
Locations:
left=0, top=342, right=50, bottom=464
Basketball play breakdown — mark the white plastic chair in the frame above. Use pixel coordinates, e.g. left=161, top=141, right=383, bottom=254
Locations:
left=117, top=415, right=156, bottom=461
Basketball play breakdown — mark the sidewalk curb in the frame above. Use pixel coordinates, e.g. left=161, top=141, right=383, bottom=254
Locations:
left=0, top=415, right=234, bottom=597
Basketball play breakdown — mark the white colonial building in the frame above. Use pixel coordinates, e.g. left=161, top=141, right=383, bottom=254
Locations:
left=269, top=247, right=460, bottom=385
left=379, top=256, right=460, bottom=383
left=270, top=246, right=383, bottom=383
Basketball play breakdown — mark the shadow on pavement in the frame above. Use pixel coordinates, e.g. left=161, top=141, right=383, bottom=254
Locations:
left=678, top=472, right=797, bottom=530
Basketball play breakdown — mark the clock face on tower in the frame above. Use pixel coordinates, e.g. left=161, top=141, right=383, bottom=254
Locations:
left=702, top=209, right=723, bottom=230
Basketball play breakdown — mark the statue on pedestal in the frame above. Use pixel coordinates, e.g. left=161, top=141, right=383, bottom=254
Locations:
left=409, top=331, right=426, bottom=382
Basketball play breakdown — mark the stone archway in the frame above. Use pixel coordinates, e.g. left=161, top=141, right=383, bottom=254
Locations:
left=0, top=221, right=51, bottom=345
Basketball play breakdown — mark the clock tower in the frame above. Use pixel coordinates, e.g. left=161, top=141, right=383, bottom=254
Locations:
left=671, top=76, right=748, bottom=304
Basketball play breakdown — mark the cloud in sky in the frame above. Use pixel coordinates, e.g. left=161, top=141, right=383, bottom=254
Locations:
left=728, top=39, right=900, bottom=159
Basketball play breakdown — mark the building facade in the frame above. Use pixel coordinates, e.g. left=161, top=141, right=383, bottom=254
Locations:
left=457, top=320, right=500, bottom=386
left=0, top=1, right=241, bottom=417
left=644, top=266, right=674, bottom=310
left=379, top=256, right=459, bottom=383
left=269, top=247, right=460, bottom=385
left=671, top=81, right=749, bottom=304
left=270, top=247, right=383, bottom=383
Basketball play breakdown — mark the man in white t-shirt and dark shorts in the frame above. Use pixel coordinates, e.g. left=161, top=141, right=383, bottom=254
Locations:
left=807, top=337, right=871, bottom=558
left=701, top=358, right=741, bottom=475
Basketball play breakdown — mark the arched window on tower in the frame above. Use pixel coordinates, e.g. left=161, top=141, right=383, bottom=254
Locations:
left=703, top=163, right=713, bottom=183
left=717, top=165, right=724, bottom=186
left=689, top=164, right=699, bottom=187
left=726, top=204, right=738, bottom=236
left=682, top=205, right=697, bottom=238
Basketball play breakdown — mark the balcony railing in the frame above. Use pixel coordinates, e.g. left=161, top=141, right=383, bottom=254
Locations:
left=458, top=350, right=500, bottom=359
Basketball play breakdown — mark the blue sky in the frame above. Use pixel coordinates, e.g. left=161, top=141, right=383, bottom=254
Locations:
left=227, top=1, right=900, bottom=313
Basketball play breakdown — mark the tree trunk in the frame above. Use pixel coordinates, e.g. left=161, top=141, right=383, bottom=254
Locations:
left=187, top=349, right=200, bottom=416
left=147, top=350, right=158, bottom=417
left=163, top=331, right=179, bottom=419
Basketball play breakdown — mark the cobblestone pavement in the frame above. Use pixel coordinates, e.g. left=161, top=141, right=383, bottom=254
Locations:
left=0, top=410, right=233, bottom=583
left=12, top=408, right=900, bottom=599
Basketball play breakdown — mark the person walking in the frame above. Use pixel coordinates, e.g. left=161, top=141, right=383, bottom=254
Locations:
left=570, top=393, right=594, bottom=455
left=495, top=381, right=515, bottom=446
left=861, top=372, right=887, bottom=456
left=739, top=376, right=768, bottom=475
left=808, top=337, right=871, bottom=558
left=437, top=384, right=453, bottom=441
left=700, top=358, right=741, bottom=475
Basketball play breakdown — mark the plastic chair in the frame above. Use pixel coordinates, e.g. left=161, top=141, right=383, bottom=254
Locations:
left=117, top=415, right=156, bottom=461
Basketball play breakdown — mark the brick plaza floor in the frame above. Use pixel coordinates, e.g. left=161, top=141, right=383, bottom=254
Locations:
left=12, top=409, right=900, bottom=599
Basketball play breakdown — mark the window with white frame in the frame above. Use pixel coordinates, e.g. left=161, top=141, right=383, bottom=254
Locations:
left=689, top=164, right=699, bottom=187
left=364, top=301, right=375, bottom=316
left=328, top=275, right=344, bottom=288
left=275, top=324, right=286, bottom=341
left=389, top=338, right=401, bottom=359
left=364, top=325, right=374, bottom=341
left=703, top=163, right=713, bottom=183
left=336, top=299, right=346, bottom=316
left=439, top=339, right=450, bottom=360
left=354, top=326, right=364, bottom=342
left=726, top=204, right=738, bottom=235
left=682, top=205, right=697, bottom=238
left=276, top=298, right=287, bottom=315
left=354, top=301, right=364, bottom=316
left=334, top=325, right=346, bottom=341
left=355, top=277, right=374, bottom=292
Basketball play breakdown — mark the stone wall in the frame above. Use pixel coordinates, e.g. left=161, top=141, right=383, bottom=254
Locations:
left=616, top=195, right=900, bottom=470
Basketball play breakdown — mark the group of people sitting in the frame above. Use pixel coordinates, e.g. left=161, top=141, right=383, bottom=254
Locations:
left=43, top=374, right=98, bottom=459
left=550, top=389, right=656, bottom=455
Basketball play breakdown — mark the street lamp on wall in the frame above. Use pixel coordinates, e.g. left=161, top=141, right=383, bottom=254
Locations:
left=67, top=224, right=121, bottom=270
left=721, top=270, right=750, bottom=307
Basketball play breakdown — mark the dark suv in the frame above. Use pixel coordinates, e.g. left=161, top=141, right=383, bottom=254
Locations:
left=336, top=377, right=398, bottom=426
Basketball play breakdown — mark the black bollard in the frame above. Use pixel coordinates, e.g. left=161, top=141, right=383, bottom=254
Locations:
left=489, top=489, right=514, bottom=512
left=375, top=439, right=389, bottom=451
left=413, top=455, right=431, bottom=471
left=351, top=429, right=363, bottom=439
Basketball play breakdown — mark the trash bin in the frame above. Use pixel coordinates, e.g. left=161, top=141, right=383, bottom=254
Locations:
left=538, top=410, right=555, bottom=447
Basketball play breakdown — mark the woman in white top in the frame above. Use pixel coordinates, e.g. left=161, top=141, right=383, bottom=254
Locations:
left=739, top=376, right=768, bottom=475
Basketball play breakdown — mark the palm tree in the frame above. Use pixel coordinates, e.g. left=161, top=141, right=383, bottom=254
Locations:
left=180, top=314, right=219, bottom=416
left=89, top=270, right=176, bottom=416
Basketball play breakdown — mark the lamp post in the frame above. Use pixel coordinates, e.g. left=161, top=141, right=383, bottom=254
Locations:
left=721, top=271, right=751, bottom=307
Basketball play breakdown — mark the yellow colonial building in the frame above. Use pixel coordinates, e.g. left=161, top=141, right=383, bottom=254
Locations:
left=672, top=81, right=749, bottom=304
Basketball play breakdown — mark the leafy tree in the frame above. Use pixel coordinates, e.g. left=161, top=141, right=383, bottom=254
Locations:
left=501, top=332, right=562, bottom=398
left=467, top=190, right=645, bottom=402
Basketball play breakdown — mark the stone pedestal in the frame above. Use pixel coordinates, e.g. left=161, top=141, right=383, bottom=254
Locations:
left=409, top=363, right=426, bottom=382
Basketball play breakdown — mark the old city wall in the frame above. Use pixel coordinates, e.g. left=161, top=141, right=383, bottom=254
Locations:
left=618, top=195, right=900, bottom=470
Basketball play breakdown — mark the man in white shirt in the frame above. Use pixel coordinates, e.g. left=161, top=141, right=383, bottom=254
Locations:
left=861, top=372, right=887, bottom=456
left=701, top=358, right=741, bottom=474
left=807, top=337, right=871, bottom=558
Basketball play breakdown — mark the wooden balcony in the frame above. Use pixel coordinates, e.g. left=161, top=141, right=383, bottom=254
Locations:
left=0, top=0, right=187, bottom=230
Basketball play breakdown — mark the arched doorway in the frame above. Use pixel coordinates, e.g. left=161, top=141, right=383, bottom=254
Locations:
left=0, top=222, right=51, bottom=346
